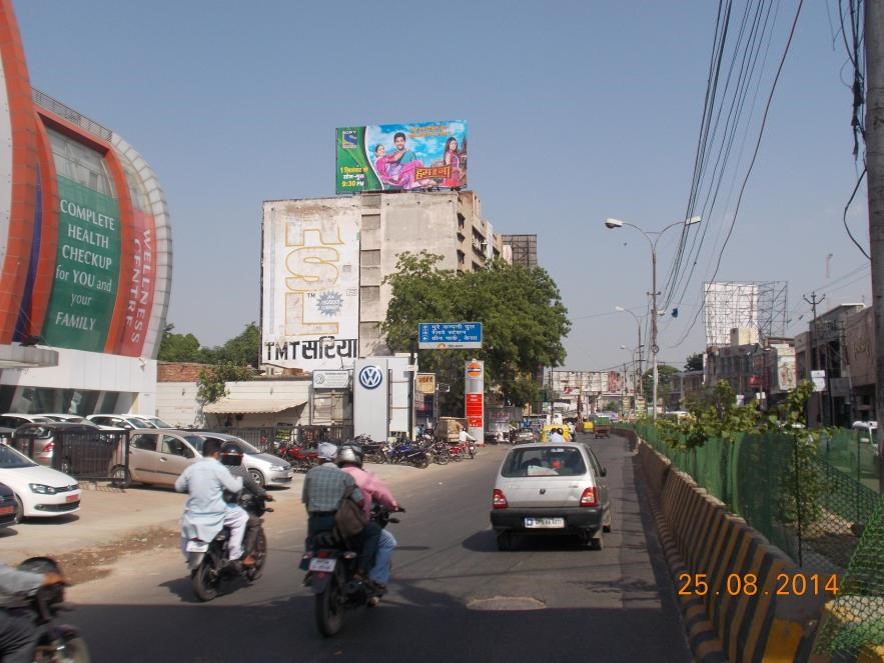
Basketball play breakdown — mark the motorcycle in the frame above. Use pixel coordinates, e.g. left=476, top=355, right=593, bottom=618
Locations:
left=306, top=505, right=404, bottom=637
left=186, top=495, right=273, bottom=602
left=384, top=438, right=432, bottom=468
left=12, top=557, right=89, bottom=662
left=279, top=443, right=319, bottom=472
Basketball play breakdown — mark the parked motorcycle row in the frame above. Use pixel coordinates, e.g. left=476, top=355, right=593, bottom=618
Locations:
left=273, top=433, right=477, bottom=472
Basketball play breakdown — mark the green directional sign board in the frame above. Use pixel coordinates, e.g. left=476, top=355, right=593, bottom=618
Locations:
left=42, top=177, right=121, bottom=352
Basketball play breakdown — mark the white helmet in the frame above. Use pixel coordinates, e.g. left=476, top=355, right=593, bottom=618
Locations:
left=336, top=444, right=363, bottom=468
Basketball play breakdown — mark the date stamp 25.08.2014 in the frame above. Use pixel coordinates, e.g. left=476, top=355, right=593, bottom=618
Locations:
left=677, top=572, right=839, bottom=598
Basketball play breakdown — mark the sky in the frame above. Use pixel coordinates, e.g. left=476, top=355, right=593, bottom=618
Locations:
left=13, top=1, right=873, bottom=373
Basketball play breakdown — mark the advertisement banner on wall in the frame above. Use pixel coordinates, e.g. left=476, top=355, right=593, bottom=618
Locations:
left=41, top=177, right=121, bottom=352
left=336, top=121, right=467, bottom=194
left=261, top=200, right=360, bottom=371
left=118, top=208, right=156, bottom=357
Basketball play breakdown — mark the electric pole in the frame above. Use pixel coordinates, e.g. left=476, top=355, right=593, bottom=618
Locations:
left=867, top=0, right=884, bottom=484
left=804, top=292, right=825, bottom=425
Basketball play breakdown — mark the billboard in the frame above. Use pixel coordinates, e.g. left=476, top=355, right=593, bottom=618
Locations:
left=336, top=121, right=467, bottom=194
left=41, top=177, right=122, bottom=352
left=262, top=200, right=360, bottom=371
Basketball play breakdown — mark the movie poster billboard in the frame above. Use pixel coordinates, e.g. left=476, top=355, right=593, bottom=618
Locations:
left=261, top=199, right=360, bottom=371
left=336, top=121, right=467, bottom=194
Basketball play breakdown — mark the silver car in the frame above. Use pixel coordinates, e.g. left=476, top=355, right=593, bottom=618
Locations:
left=198, top=433, right=293, bottom=489
left=490, top=442, right=612, bottom=551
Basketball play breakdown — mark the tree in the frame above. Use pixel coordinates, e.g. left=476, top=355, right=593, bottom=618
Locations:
left=202, top=323, right=261, bottom=367
left=158, top=324, right=203, bottom=362
left=381, top=251, right=570, bottom=410
left=604, top=400, right=622, bottom=413
left=684, top=352, right=703, bottom=372
left=197, top=363, right=256, bottom=404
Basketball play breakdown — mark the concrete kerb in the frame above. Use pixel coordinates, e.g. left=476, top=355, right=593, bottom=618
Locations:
left=636, top=442, right=728, bottom=663
left=637, top=439, right=831, bottom=663
left=0, top=451, right=501, bottom=567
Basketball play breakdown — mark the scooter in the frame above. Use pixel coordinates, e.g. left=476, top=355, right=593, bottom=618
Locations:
left=186, top=495, right=273, bottom=601
left=13, top=557, right=90, bottom=662
left=305, top=505, right=404, bottom=637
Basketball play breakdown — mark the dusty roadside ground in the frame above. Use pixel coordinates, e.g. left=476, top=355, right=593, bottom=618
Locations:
left=56, top=526, right=179, bottom=585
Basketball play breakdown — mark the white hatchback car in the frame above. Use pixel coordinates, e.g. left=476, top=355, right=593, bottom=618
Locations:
left=0, top=443, right=80, bottom=522
left=490, top=442, right=611, bottom=551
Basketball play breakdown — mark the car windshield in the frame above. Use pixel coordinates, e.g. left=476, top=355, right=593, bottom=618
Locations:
left=185, top=435, right=206, bottom=454
left=147, top=417, right=173, bottom=428
left=502, top=446, right=586, bottom=477
left=127, top=418, right=153, bottom=429
left=0, top=443, right=37, bottom=468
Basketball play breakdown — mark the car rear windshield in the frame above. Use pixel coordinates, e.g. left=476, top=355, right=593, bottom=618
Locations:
left=502, top=447, right=586, bottom=477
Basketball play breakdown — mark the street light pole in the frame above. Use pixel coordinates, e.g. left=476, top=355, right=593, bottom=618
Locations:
left=606, top=216, right=701, bottom=423
left=615, top=306, right=643, bottom=399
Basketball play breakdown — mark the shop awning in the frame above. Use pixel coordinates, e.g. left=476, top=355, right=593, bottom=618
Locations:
left=202, top=397, right=307, bottom=414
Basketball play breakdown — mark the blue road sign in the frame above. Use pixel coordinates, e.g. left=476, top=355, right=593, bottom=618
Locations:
left=418, top=322, right=482, bottom=349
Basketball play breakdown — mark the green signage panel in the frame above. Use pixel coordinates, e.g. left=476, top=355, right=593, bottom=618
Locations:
left=42, top=177, right=121, bottom=352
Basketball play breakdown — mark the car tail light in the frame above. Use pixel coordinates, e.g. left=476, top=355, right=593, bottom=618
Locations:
left=580, top=487, right=598, bottom=507
left=43, top=442, right=54, bottom=454
left=492, top=488, right=508, bottom=509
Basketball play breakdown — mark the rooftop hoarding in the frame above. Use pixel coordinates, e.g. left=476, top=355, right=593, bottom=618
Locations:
left=336, top=121, right=467, bottom=194
left=261, top=199, right=360, bottom=372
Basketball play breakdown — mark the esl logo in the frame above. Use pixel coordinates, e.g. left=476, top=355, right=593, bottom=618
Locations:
left=358, top=365, right=383, bottom=390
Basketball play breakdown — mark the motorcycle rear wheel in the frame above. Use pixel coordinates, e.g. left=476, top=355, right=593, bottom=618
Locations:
left=245, top=528, right=267, bottom=582
left=191, top=558, right=220, bottom=602
left=434, top=449, right=451, bottom=465
left=315, top=576, right=344, bottom=637
left=415, top=453, right=430, bottom=469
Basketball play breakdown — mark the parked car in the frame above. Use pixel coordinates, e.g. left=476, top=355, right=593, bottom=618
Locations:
left=128, top=414, right=173, bottom=428
left=38, top=414, right=90, bottom=424
left=197, top=432, right=293, bottom=488
left=0, top=413, right=55, bottom=429
left=852, top=421, right=879, bottom=456
left=87, top=414, right=156, bottom=430
left=110, top=429, right=208, bottom=488
left=0, top=443, right=80, bottom=522
left=11, top=422, right=105, bottom=470
left=0, top=481, right=16, bottom=528
left=490, top=442, right=612, bottom=551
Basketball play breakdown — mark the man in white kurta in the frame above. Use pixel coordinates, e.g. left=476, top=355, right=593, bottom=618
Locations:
left=175, top=438, right=250, bottom=562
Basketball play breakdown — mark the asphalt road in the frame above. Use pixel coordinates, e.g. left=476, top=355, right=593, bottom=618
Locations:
left=64, top=433, right=691, bottom=663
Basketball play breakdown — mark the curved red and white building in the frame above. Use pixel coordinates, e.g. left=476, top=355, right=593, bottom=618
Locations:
left=0, top=0, right=172, bottom=414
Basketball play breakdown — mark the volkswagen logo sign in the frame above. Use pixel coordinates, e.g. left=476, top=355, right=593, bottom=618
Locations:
left=358, top=365, right=383, bottom=390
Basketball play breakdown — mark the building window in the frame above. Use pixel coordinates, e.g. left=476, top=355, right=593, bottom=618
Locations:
left=124, top=166, right=150, bottom=213
left=47, top=127, right=115, bottom=197
left=360, top=286, right=379, bottom=303
left=362, top=214, right=380, bottom=231
left=361, top=250, right=381, bottom=267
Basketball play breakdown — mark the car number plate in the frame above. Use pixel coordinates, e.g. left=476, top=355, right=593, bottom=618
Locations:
left=65, top=494, right=79, bottom=503
left=308, top=557, right=336, bottom=572
left=185, top=541, right=209, bottom=553
left=524, top=517, right=565, bottom=529
left=0, top=505, right=13, bottom=516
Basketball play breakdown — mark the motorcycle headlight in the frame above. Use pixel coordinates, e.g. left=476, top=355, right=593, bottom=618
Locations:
left=29, top=483, right=57, bottom=495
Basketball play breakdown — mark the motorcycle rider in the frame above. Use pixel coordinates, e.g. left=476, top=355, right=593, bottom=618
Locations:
left=335, top=444, right=399, bottom=596
left=301, top=442, right=375, bottom=577
left=175, top=437, right=254, bottom=568
left=0, top=563, right=67, bottom=663
left=458, top=426, right=477, bottom=454
left=219, top=441, right=273, bottom=558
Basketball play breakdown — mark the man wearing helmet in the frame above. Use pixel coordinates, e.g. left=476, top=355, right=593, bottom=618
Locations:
left=219, top=441, right=273, bottom=563
left=336, top=444, right=399, bottom=595
left=175, top=438, right=252, bottom=567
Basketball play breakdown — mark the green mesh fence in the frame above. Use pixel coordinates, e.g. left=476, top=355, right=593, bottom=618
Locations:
left=819, top=428, right=880, bottom=493
left=813, top=492, right=884, bottom=658
left=633, top=422, right=879, bottom=573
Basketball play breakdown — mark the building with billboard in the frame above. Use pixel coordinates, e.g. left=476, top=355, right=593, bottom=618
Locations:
left=0, top=2, right=172, bottom=415
left=502, top=234, right=537, bottom=268
left=261, top=190, right=505, bottom=371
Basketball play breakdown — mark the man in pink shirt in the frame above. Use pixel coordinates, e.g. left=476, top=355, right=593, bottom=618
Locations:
left=336, top=445, right=400, bottom=597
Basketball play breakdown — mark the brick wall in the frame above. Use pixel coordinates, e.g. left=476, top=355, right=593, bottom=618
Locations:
left=157, top=362, right=210, bottom=382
